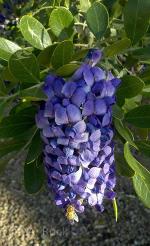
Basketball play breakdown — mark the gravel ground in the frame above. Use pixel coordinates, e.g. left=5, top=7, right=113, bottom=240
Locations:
left=0, top=157, right=150, bottom=246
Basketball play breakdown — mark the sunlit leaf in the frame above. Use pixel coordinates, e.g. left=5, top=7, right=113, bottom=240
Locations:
left=133, top=174, right=150, bottom=208
left=0, top=38, right=21, bottom=61
left=49, top=7, right=74, bottom=40
left=20, top=15, right=52, bottom=50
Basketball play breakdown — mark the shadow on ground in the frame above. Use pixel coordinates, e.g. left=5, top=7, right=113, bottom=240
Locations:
left=0, top=156, right=150, bottom=246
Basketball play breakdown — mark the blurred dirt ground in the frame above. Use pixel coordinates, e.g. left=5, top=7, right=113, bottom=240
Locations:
left=0, top=156, right=150, bottom=246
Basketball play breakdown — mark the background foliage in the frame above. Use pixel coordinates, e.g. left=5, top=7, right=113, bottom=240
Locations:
left=0, top=0, right=150, bottom=210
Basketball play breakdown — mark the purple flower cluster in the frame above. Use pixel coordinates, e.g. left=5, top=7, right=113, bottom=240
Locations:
left=36, top=49, right=121, bottom=223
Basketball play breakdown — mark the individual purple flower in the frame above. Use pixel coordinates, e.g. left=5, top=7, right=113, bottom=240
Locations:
left=36, top=48, right=121, bottom=223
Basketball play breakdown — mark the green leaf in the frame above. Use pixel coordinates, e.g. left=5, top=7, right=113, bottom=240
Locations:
left=104, top=38, right=131, bottom=57
left=79, top=0, right=91, bottom=12
left=124, top=0, right=150, bottom=45
left=2, top=66, right=18, bottom=83
left=134, top=141, right=150, bottom=157
left=114, top=119, right=136, bottom=148
left=125, top=105, right=150, bottom=128
left=0, top=98, right=14, bottom=122
left=24, top=155, right=45, bottom=194
left=0, top=138, right=27, bottom=158
left=72, top=49, right=89, bottom=61
left=20, top=15, right=52, bottom=50
left=49, top=7, right=74, bottom=40
left=116, top=75, right=144, bottom=106
left=112, top=198, right=118, bottom=222
left=115, top=152, right=135, bottom=177
left=51, top=41, right=74, bottom=69
left=26, top=130, right=42, bottom=164
left=132, top=46, right=150, bottom=60
left=0, top=38, right=21, bottom=61
left=20, top=83, right=46, bottom=101
left=124, top=142, right=150, bottom=188
left=133, top=174, right=150, bottom=208
left=86, top=2, right=109, bottom=39
left=123, top=96, right=142, bottom=112
left=0, top=106, right=36, bottom=138
left=9, top=49, right=40, bottom=84
left=112, top=104, right=124, bottom=120
left=56, top=63, right=80, bottom=77
left=37, top=44, right=57, bottom=67
left=140, top=68, right=150, bottom=85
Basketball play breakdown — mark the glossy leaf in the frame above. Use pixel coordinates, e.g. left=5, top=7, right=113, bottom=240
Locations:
left=20, top=15, right=52, bottom=50
left=125, top=105, right=150, bottom=128
left=79, top=0, right=91, bottom=12
left=115, top=153, right=135, bottom=177
left=9, top=49, right=40, bottom=84
left=133, top=174, right=150, bottom=208
left=132, top=46, right=150, bottom=60
left=37, top=44, right=57, bottom=67
left=86, top=2, right=109, bottom=39
left=56, top=63, right=80, bottom=77
left=114, top=119, right=136, bottom=148
left=51, top=41, right=74, bottom=69
left=26, top=130, right=43, bottom=164
left=24, top=156, right=44, bottom=194
left=20, top=83, right=46, bottom=101
left=0, top=38, right=21, bottom=61
left=135, top=141, right=150, bottom=157
left=0, top=106, right=36, bottom=138
left=140, top=68, right=150, bottom=85
left=124, top=0, right=150, bottom=44
left=0, top=98, right=14, bottom=122
left=0, top=138, right=26, bottom=158
left=104, top=38, right=131, bottom=57
left=112, top=104, right=124, bottom=120
left=124, top=142, right=150, bottom=187
left=116, top=75, right=144, bottom=105
left=49, top=7, right=74, bottom=40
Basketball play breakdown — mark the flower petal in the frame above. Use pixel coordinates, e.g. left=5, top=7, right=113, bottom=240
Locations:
left=88, top=167, right=101, bottom=179
left=71, top=87, right=86, bottom=107
left=82, top=99, right=94, bottom=116
left=67, top=104, right=82, bottom=123
left=55, top=104, right=69, bottom=125
left=62, top=82, right=77, bottom=98
left=83, top=65, right=94, bottom=86
left=95, top=99, right=107, bottom=115
left=91, top=66, right=105, bottom=81
left=73, top=120, right=86, bottom=134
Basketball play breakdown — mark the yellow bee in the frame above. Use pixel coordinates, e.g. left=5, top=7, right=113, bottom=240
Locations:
left=66, top=205, right=79, bottom=223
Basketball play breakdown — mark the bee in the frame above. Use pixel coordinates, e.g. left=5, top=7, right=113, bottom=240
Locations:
left=66, top=205, right=79, bottom=224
